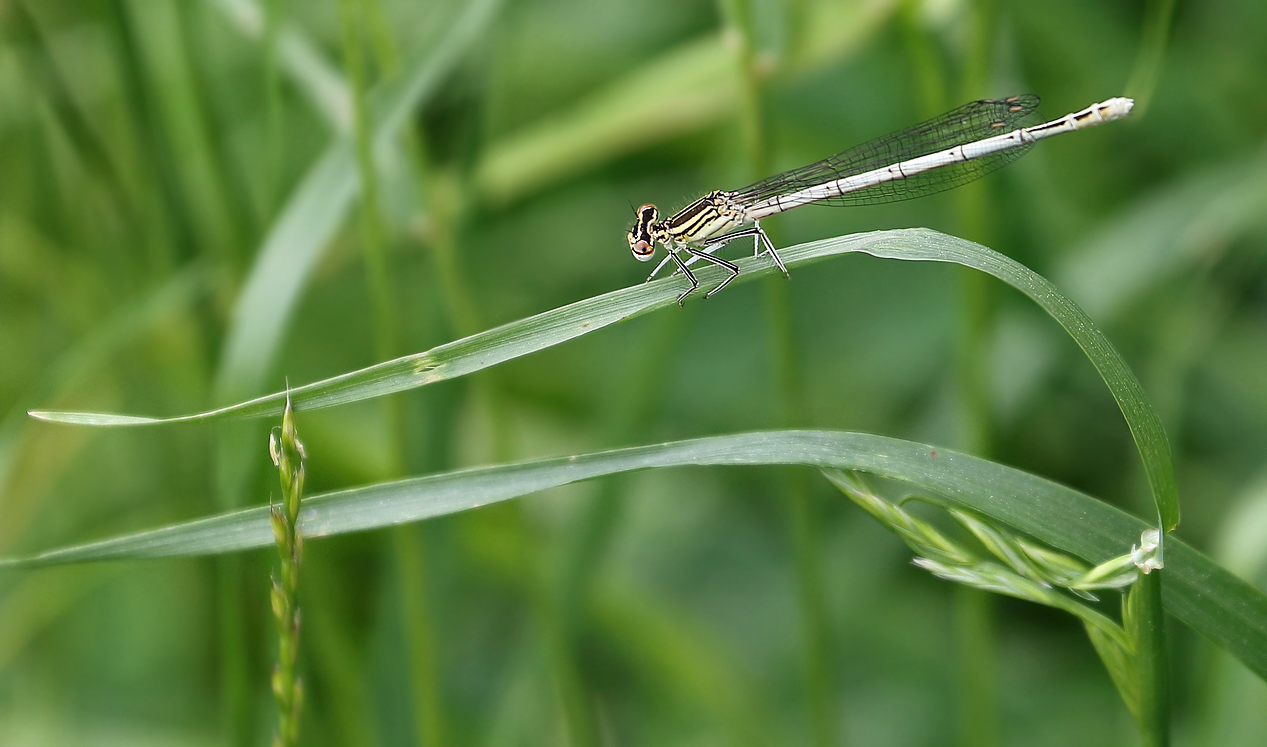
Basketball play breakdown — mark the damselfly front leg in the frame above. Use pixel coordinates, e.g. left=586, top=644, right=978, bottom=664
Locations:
left=662, top=248, right=699, bottom=305
left=645, top=252, right=676, bottom=283
left=648, top=238, right=728, bottom=282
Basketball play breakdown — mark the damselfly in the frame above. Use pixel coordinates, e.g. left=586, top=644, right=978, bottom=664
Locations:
left=627, top=95, right=1134, bottom=303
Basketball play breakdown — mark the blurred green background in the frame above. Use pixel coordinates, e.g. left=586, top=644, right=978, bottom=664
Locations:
left=3, top=0, right=1267, bottom=744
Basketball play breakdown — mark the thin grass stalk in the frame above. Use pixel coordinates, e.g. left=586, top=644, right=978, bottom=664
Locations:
left=1134, top=569, right=1171, bottom=745
left=959, top=0, right=996, bottom=106
left=952, top=588, right=998, bottom=746
left=554, top=310, right=687, bottom=647
left=216, top=555, right=253, bottom=747
left=406, top=41, right=592, bottom=747
left=717, top=1, right=836, bottom=744
left=952, top=0, right=998, bottom=459
left=950, top=2, right=1002, bottom=744
left=339, top=0, right=400, bottom=365
left=950, top=266, right=1000, bottom=747
left=542, top=311, right=691, bottom=747
left=104, top=0, right=198, bottom=271
left=303, top=550, right=382, bottom=745
left=361, top=0, right=400, bottom=71
left=899, top=4, right=1002, bottom=743
left=392, top=525, right=446, bottom=746
left=358, top=15, right=454, bottom=747
left=528, top=526, right=599, bottom=747
left=1125, top=0, right=1179, bottom=115
left=338, top=4, right=450, bottom=745
left=897, top=0, right=949, bottom=116
left=263, top=0, right=288, bottom=216
left=399, top=66, right=488, bottom=747
left=177, top=0, right=256, bottom=266
left=1125, top=6, right=1179, bottom=739
left=11, top=2, right=138, bottom=241
left=393, top=295, right=473, bottom=746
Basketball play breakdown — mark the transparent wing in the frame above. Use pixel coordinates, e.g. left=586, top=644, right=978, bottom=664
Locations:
left=729, top=95, right=1041, bottom=208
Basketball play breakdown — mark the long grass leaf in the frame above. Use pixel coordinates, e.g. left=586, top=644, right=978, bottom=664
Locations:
left=0, top=430, right=1253, bottom=680
left=31, top=227, right=1178, bottom=529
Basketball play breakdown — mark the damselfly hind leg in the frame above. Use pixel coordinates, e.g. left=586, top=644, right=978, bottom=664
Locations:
left=677, top=224, right=785, bottom=276
left=649, top=224, right=784, bottom=301
left=701, top=225, right=789, bottom=279
left=682, top=248, right=740, bottom=298
left=753, top=221, right=789, bottom=278
left=678, top=238, right=728, bottom=273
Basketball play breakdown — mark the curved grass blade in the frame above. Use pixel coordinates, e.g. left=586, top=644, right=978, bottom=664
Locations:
left=30, top=227, right=1177, bottom=529
left=0, top=430, right=1251, bottom=679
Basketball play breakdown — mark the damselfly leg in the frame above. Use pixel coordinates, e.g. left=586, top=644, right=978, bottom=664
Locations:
left=690, top=249, right=740, bottom=298
left=661, top=245, right=741, bottom=305
left=646, top=221, right=788, bottom=301
left=685, top=221, right=789, bottom=278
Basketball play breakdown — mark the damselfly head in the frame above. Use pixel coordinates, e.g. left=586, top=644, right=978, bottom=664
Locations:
left=627, top=203, right=659, bottom=261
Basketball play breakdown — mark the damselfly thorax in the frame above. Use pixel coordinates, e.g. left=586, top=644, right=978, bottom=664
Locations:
left=627, top=190, right=783, bottom=302
left=626, top=95, right=1133, bottom=304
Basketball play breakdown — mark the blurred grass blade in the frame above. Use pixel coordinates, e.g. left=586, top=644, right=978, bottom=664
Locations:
left=1055, top=144, right=1267, bottom=321
left=475, top=33, right=736, bottom=206
left=0, top=268, right=207, bottom=547
left=213, top=0, right=503, bottom=406
left=1124, top=0, right=1178, bottom=115
left=474, top=0, right=896, bottom=204
left=209, top=0, right=352, bottom=128
left=0, top=430, right=1256, bottom=680
left=31, top=227, right=1178, bottom=528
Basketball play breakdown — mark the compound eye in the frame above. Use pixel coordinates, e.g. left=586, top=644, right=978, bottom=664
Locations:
left=630, top=239, right=655, bottom=261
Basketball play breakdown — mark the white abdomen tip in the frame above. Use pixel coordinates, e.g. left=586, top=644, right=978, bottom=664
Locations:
left=1105, top=97, right=1134, bottom=119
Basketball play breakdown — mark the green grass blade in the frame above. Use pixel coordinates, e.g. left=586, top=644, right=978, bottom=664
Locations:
left=31, top=227, right=1178, bottom=528
left=0, top=430, right=1254, bottom=679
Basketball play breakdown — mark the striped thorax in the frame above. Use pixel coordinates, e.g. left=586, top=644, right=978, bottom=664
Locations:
left=626, top=191, right=746, bottom=262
